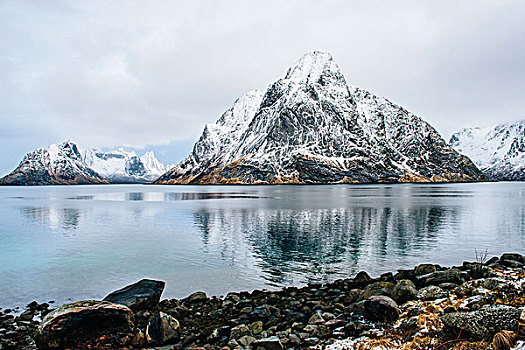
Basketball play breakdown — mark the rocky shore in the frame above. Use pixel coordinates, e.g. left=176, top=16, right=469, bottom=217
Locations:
left=1, top=253, right=524, bottom=350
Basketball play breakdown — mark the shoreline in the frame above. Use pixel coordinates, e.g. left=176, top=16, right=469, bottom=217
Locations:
left=1, top=253, right=524, bottom=349
left=1, top=179, right=502, bottom=187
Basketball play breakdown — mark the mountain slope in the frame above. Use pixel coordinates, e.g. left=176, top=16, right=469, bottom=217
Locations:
left=156, top=51, right=484, bottom=185
left=449, top=120, right=525, bottom=180
left=0, top=141, right=107, bottom=185
left=1, top=142, right=173, bottom=185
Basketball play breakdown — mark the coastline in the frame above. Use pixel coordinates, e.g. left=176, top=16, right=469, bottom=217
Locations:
left=1, top=253, right=524, bottom=349
left=0, top=178, right=502, bottom=187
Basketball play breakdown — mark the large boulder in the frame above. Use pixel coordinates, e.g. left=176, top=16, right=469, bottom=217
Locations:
left=499, top=253, right=525, bottom=268
left=186, top=291, right=208, bottom=303
left=36, top=300, right=136, bottom=350
left=422, top=268, right=463, bottom=285
left=353, top=271, right=372, bottom=286
left=417, top=285, right=448, bottom=301
left=391, top=280, right=418, bottom=304
left=441, top=305, right=522, bottom=339
left=103, top=279, right=165, bottom=312
left=364, top=296, right=400, bottom=322
left=500, top=253, right=525, bottom=263
left=362, top=282, right=394, bottom=299
left=414, top=263, right=437, bottom=276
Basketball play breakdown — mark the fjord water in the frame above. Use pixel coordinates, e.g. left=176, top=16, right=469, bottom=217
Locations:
left=0, top=183, right=524, bottom=308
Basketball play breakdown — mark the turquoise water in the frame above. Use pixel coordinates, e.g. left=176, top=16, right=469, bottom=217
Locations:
left=0, top=183, right=524, bottom=308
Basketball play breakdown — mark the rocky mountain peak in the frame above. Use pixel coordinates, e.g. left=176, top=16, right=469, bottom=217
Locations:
left=55, top=140, right=82, bottom=160
left=155, top=52, right=484, bottom=185
left=284, top=51, right=341, bottom=84
left=257, top=52, right=349, bottom=115
left=141, top=151, right=156, bottom=161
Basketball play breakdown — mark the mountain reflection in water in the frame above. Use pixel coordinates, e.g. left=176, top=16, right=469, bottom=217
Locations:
left=21, top=206, right=81, bottom=232
left=193, top=205, right=455, bottom=286
left=66, top=192, right=263, bottom=201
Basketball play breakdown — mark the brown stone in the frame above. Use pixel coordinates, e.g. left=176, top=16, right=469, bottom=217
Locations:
left=36, top=300, right=136, bottom=350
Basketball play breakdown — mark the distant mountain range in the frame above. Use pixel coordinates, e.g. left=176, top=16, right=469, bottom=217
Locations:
left=82, top=147, right=173, bottom=183
left=155, top=51, right=484, bottom=184
left=450, top=120, right=525, bottom=181
left=0, top=141, right=173, bottom=185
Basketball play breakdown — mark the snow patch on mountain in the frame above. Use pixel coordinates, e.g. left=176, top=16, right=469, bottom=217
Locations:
left=449, top=120, right=525, bottom=180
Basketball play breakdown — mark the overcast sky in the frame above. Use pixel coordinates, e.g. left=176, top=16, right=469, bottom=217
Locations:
left=1, top=0, right=524, bottom=176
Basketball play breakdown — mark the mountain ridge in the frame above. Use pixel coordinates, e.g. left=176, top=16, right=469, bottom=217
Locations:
left=0, top=141, right=173, bottom=185
left=449, top=120, right=525, bottom=181
left=155, top=51, right=484, bottom=185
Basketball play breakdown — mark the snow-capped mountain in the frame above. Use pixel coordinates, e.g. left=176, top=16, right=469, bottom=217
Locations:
left=0, top=141, right=106, bottom=185
left=82, top=148, right=173, bottom=183
left=0, top=141, right=173, bottom=185
left=449, top=120, right=525, bottom=180
left=155, top=51, right=484, bottom=184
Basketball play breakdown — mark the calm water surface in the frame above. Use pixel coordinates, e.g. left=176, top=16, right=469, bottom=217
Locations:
left=0, top=183, right=524, bottom=308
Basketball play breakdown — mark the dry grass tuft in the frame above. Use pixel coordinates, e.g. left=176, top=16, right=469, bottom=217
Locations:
left=401, top=336, right=434, bottom=349
left=491, top=330, right=516, bottom=350
left=354, top=338, right=397, bottom=350
left=450, top=341, right=490, bottom=349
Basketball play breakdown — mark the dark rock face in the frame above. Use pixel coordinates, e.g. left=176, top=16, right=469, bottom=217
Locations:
left=124, top=156, right=147, bottom=177
left=441, top=305, right=522, bottom=339
left=156, top=51, right=485, bottom=185
left=35, top=300, right=136, bottom=350
left=103, top=279, right=165, bottom=313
